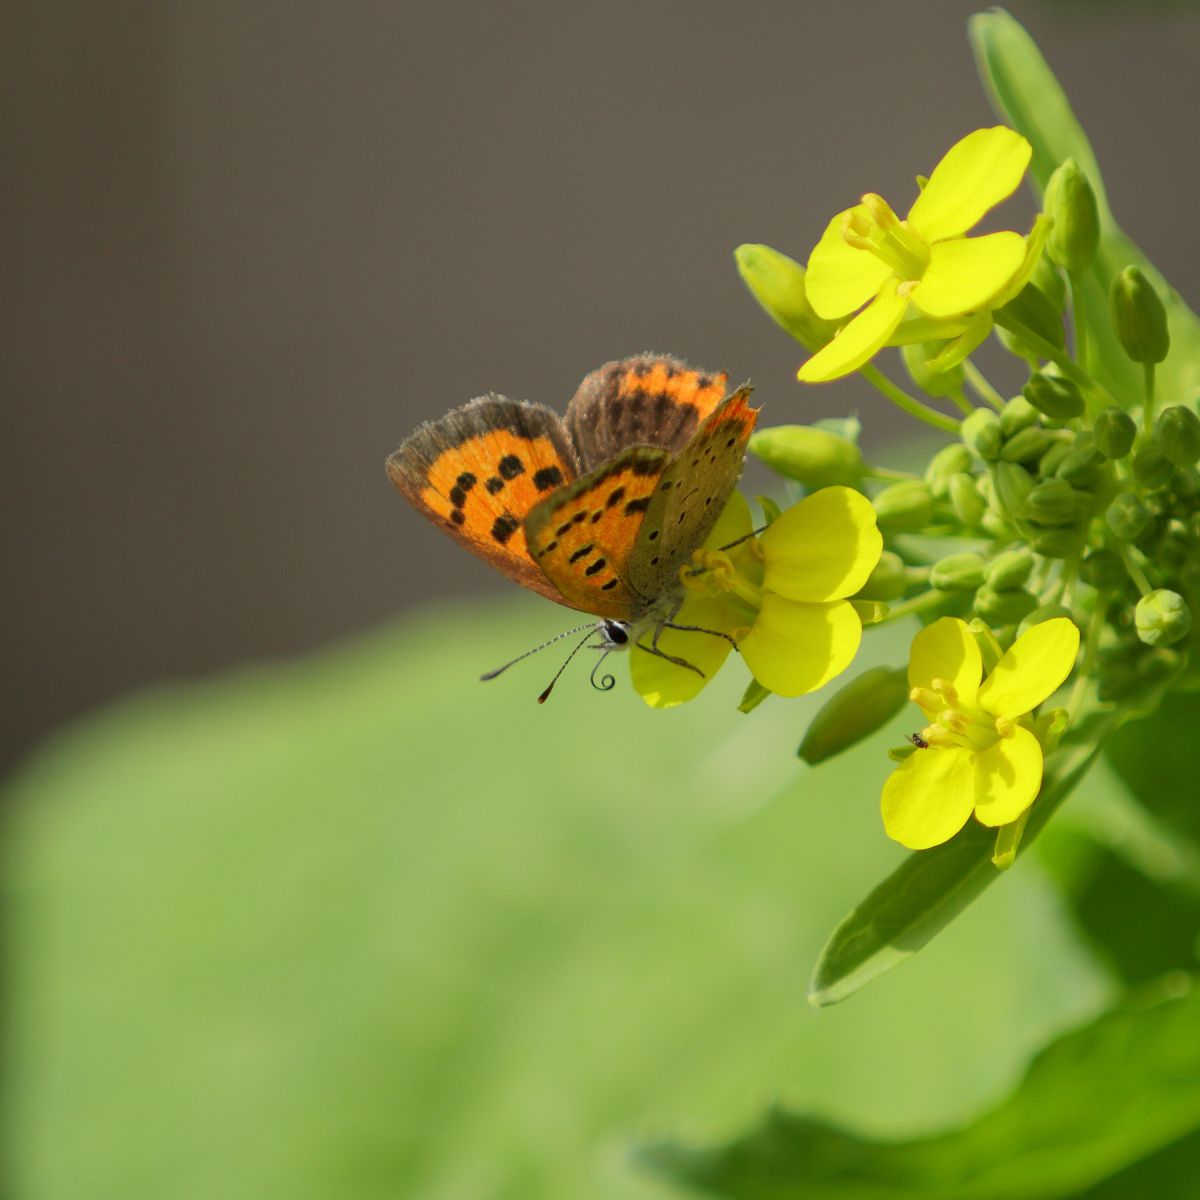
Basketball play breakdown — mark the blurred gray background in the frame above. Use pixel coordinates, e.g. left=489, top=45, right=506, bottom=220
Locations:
left=5, top=0, right=1199, bottom=769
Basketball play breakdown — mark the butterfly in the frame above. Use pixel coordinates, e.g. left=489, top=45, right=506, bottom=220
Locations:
left=387, top=354, right=758, bottom=689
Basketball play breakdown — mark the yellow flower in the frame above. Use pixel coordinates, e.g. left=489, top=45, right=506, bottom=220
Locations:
left=631, top=488, right=883, bottom=707
left=882, top=616, right=1080, bottom=850
left=799, top=127, right=1033, bottom=383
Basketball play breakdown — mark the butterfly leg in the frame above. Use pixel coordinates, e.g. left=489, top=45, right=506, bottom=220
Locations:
left=633, top=639, right=705, bottom=678
left=658, top=621, right=741, bottom=652
left=715, top=524, right=771, bottom=553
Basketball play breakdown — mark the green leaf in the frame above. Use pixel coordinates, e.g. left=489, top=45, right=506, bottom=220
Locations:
left=970, top=10, right=1200, bottom=406
left=641, top=977, right=1200, bottom=1199
left=809, top=714, right=1115, bottom=1007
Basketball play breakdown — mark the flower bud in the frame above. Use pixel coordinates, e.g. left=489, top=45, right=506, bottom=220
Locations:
left=1038, top=439, right=1073, bottom=478
left=1028, top=478, right=1086, bottom=525
left=1106, top=492, right=1151, bottom=541
left=1023, top=372, right=1085, bottom=421
left=998, top=283, right=1066, bottom=352
left=931, top=552, right=986, bottom=592
left=1000, top=395, right=1040, bottom=437
left=924, top=443, right=973, bottom=496
left=1093, top=407, right=1137, bottom=460
left=992, top=461, right=1035, bottom=520
left=857, top=550, right=908, bottom=601
left=1133, top=447, right=1174, bottom=490
left=1055, top=445, right=1107, bottom=488
left=1155, top=406, right=1200, bottom=467
left=1001, top=426, right=1054, bottom=464
left=1081, top=548, right=1126, bottom=591
left=872, top=481, right=934, bottom=531
left=962, top=408, right=1003, bottom=461
left=1044, top=158, right=1100, bottom=272
left=948, top=473, right=986, bottom=528
left=902, top=341, right=964, bottom=399
left=1030, top=527, right=1081, bottom=559
left=749, top=426, right=864, bottom=488
left=975, top=584, right=1038, bottom=625
left=734, top=243, right=841, bottom=350
left=1110, top=266, right=1170, bottom=365
left=984, top=549, right=1034, bottom=590
left=1031, top=253, right=1066, bottom=312
left=798, top=666, right=910, bottom=765
left=967, top=618, right=1004, bottom=672
left=1135, top=589, right=1192, bottom=647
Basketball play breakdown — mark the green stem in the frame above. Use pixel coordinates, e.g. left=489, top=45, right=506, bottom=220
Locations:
left=949, top=388, right=975, bottom=417
left=962, top=359, right=1006, bottom=412
left=1068, top=269, right=1088, bottom=369
left=1143, top=362, right=1157, bottom=434
left=992, top=311, right=1116, bottom=411
left=863, top=464, right=919, bottom=482
left=859, top=364, right=961, bottom=435
left=1117, top=541, right=1154, bottom=597
left=1067, top=599, right=1106, bottom=721
left=872, top=589, right=948, bottom=625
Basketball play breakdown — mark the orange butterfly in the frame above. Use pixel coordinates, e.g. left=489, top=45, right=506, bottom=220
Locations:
left=388, top=354, right=757, bottom=692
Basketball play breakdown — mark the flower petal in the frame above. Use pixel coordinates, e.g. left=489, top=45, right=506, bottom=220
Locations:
left=704, top=489, right=753, bottom=550
left=798, top=279, right=908, bottom=383
left=759, top=486, right=882, bottom=602
left=973, top=726, right=1042, bottom=827
left=629, top=593, right=736, bottom=708
left=740, top=597, right=861, bottom=697
left=805, top=206, right=894, bottom=320
left=978, top=617, right=1080, bottom=718
left=906, top=126, right=1032, bottom=242
left=881, top=746, right=976, bottom=849
left=925, top=311, right=994, bottom=373
left=908, top=617, right=982, bottom=711
left=910, top=232, right=1027, bottom=319
left=990, top=214, right=1052, bottom=310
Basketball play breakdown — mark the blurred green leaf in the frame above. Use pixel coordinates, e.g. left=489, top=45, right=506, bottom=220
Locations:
left=970, top=10, right=1200, bottom=405
left=0, top=602, right=1109, bottom=1200
left=809, top=719, right=1115, bottom=1006
left=641, top=977, right=1200, bottom=1199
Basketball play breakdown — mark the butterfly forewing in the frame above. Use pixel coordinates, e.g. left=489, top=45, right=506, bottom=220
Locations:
left=627, top=387, right=758, bottom=601
left=565, top=354, right=730, bottom=472
left=387, top=395, right=580, bottom=604
left=524, top=445, right=671, bottom=618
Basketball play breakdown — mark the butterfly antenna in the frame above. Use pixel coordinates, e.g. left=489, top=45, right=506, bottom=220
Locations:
left=589, top=652, right=616, bottom=693
left=537, top=629, right=598, bottom=704
left=479, top=622, right=596, bottom=683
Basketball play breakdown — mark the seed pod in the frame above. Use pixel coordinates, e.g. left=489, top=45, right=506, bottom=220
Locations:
left=975, top=584, right=1038, bottom=625
left=948, top=473, right=986, bottom=528
left=1001, top=426, right=1054, bottom=464
left=1133, top=447, right=1174, bottom=490
left=1044, top=158, right=1100, bottom=272
left=1023, top=372, right=1085, bottom=421
left=1110, top=266, right=1170, bottom=365
left=1000, top=395, right=1041, bottom=437
left=1135, top=589, right=1192, bottom=647
left=1155, top=406, right=1200, bottom=467
left=962, top=408, right=1003, bottom=461
left=749, top=426, right=864, bottom=488
left=931, top=552, right=987, bottom=592
left=1094, top=407, right=1137, bottom=460
left=873, top=480, right=934, bottom=531
left=1106, top=492, right=1151, bottom=541
left=798, top=666, right=911, bottom=764
left=1055, top=445, right=1107, bottom=488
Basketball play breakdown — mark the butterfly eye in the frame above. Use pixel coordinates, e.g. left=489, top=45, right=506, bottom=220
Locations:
left=602, top=619, right=630, bottom=646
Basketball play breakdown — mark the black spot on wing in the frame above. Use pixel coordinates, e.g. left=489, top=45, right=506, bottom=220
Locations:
left=606, top=486, right=626, bottom=509
left=569, top=544, right=593, bottom=564
left=498, top=455, right=524, bottom=480
left=533, top=465, right=564, bottom=491
left=584, top=557, right=607, bottom=576
left=491, top=514, right=520, bottom=544
left=624, top=497, right=651, bottom=516
left=485, top=477, right=504, bottom=495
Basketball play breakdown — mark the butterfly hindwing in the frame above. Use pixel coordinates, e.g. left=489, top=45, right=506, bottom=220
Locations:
left=387, top=395, right=580, bottom=604
left=627, top=386, right=758, bottom=600
left=565, top=354, right=730, bottom=471
left=524, top=445, right=671, bottom=618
